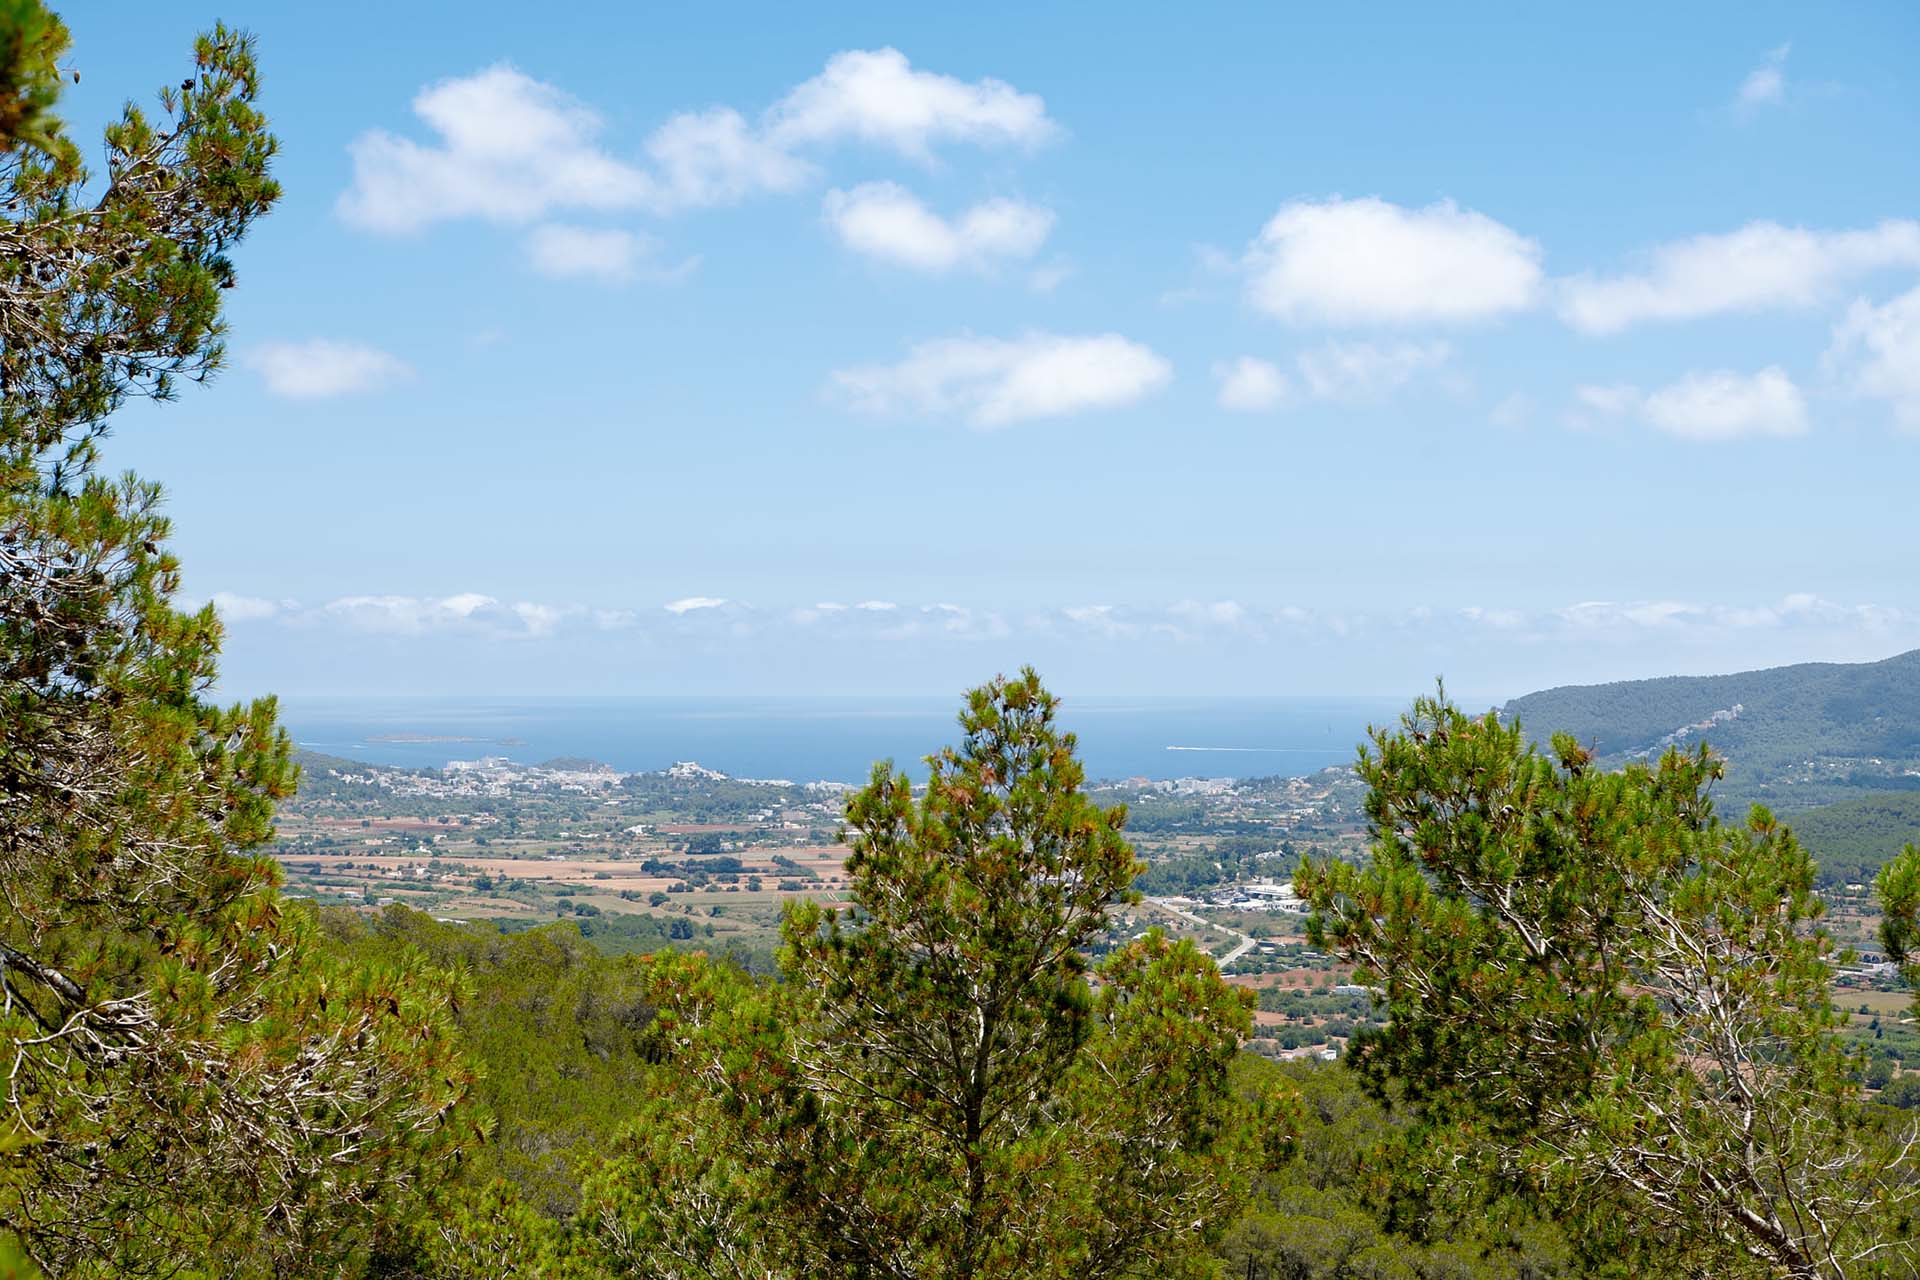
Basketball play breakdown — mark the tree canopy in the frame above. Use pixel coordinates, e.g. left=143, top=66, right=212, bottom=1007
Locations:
left=570, top=669, right=1283, bottom=1280
left=0, top=7, right=474, bottom=1273
left=1299, top=693, right=1920, bottom=1279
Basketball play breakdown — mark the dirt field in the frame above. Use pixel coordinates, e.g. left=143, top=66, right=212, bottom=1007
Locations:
left=1842, top=989, right=1915, bottom=1018
left=281, top=847, right=851, bottom=914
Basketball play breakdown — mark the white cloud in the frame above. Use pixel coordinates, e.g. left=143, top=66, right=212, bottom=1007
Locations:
left=1244, top=196, right=1543, bottom=326
left=208, top=592, right=287, bottom=622
left=1171, top=599, right=1249, bottom=628
left=1556, top=593, right=1898, bottom=633
left=1827, top=285, right=1920, bottom=428
left=832, top=332, right=1172, bottom=428
left=249, top=340, right=410, bottom=399
left=338, top=66, right=660, bottom=232
left=642, top=107, right=814, bottom=211
left=881, top=603, right=1010, bottom=640
left=201, top=591, right=1913, bottom=664
left=1295, top=340, right=1450, bottom=402
left=340, top=51, right=1052, bottom=236
left=823, top=182, right=1053, bottom=271
left=323, top=593, right=502, bottom=634
left=1735, top=43, right=1790, bottom=114
left=766, top=47, right=1057, bottom=158
left=1558, top=220, right=1920, bottom=334
left=1564, top=370, right=1808, bottom=440
left=1641, top=367, right=1807, bottom=440
left=525, top=224, right=656, bottom=282
left=1213, top=357, right=1291, bottom=411
left=512, top=602, right=565, bottom=636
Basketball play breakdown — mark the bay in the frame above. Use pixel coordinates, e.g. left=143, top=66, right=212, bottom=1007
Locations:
left=277, top=695, right=1408, bottom=784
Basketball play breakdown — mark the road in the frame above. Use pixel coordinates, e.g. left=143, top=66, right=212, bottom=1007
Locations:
left=1146, top=897, right=1257, bottom=972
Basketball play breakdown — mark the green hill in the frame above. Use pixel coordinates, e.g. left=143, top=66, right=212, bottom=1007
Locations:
left=1784, top=791, right=1920, bottom=889
left=1499, top=648, right=1920, bottom=815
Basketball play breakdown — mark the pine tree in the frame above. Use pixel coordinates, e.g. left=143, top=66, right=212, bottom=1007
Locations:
left=1298, top=692, right=1920, bottom=1279
left=0, top=8, right=474, bottom=1274
left=591, top=669, right=1285, bottom=1279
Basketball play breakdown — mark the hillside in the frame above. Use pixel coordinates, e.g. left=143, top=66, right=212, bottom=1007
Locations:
left=1784, top=791, right=1920, bottom=889
left=1499, top=648, right=1920, bottom=814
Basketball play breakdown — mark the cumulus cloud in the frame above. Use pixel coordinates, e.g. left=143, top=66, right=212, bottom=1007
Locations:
left=823, top=182, right=1053, bottom=271
left=1458, top=606, right=1528, bottom=629
left=524, top=224, right=655, bottom=282
left=524, top=224, right=698, bottom=283
left=512, top=602, right=565, bottom=636
left=641, top=107, right=815, bottom=211
left=249, top=340, right=410, bottom=399
left=1735, top=44, right=1790, bottom=115
left=338, top=67, right=662, bottom=232
left=1558, top=593, right=1898, bottom=633
left=1170, top=600, right=1250, bottom=628
left=1827, top=285, right=1920, bottom=428
left=340, top=51, right=1054, bottom=235
left=1295, top=340, right=1450, bottom=402
left=1243, top=196, right=1543, bottom=326
left=665, top=596, right=730, bottom=614
left=207, top=592, right=289, bottom=622
left=765, top=47, right=1056, bottom=157
left=1213, top=357, right=1291, bottom=411
left=865, top=603, right=1010, bottom=641
left=324, top=593, right=492, bottom=633
left=831, top=332, right=1172, bottom=427
left=1558, top=220, right=1920, bottom=334
left=1566, top=368, right=1807, bottom=440
left=1643, top=367, right=1807, bottom=440
left=195, top=592, right=1912, bottom=670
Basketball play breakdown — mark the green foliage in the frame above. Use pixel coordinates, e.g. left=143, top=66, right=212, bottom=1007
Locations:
left=1502, top=648, right=1920, bottom=812
left=1299, top=692, right=1920, bottom=1279
left=1214, top=1057, right=1577, bottom=1280
left=581, top=670, right=1282, bottom=1279
left=1136, top=834, right=1289, bottom=895
left=0, top=11, right=473, bottom=1275
left=313, top=907, right=662, bottom=1222
left=1877, top=843, right=1920, bottom=1005
left=1782, top=791, right=1920, bottom=888
left=1875, top=1076, right=1920, bottom=1110
left=0, top=0, right=63, bottom=153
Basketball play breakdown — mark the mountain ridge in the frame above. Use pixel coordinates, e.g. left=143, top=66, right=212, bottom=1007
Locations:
left=1499, top=647, right=1920, bottom=815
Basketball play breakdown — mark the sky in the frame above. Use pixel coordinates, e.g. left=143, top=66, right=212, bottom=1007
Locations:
left=53, top=2, right=1920, bottom=699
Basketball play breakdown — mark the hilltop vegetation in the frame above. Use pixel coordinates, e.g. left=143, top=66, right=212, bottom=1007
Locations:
left=1501, top=647, right=1920, bottom=812
left=1788, top=791, right=1920, bottom=889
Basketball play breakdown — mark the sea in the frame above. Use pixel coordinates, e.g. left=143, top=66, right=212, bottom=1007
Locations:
left=276, top=696, right=1409, bottom=785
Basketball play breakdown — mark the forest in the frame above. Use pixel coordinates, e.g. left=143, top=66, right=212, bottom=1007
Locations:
left=6, top=8, right=1920, bottom=1278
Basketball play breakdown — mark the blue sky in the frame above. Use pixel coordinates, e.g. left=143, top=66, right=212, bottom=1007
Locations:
left=56, top=2, right=1920, bottom=698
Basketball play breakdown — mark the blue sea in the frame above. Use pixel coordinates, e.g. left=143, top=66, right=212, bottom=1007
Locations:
left=276, top=696, right=1408, bottom=784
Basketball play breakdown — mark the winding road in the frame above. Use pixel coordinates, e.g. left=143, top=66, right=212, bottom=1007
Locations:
left=1146, top=897, right=1257, bottom=972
